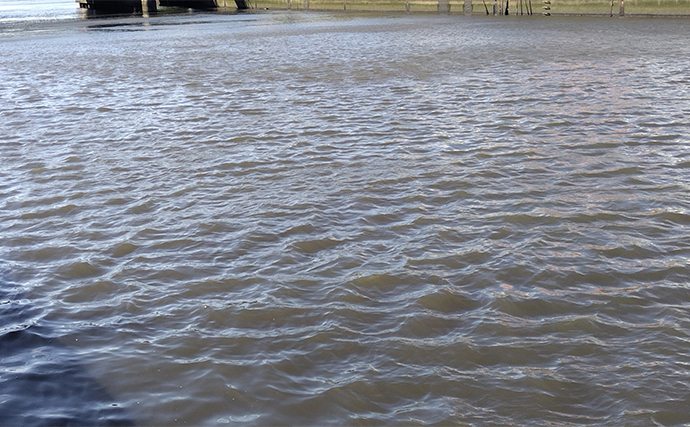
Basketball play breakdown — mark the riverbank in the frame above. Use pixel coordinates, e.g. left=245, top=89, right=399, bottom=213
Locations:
left=224, top=0, right=689, bottom=15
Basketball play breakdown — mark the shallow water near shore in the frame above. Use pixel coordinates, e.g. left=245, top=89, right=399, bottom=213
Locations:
left=2, top=6, right=690, bottom=426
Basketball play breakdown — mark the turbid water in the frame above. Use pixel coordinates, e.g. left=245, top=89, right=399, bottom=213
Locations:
left=1, top=2, right=690, bottom=425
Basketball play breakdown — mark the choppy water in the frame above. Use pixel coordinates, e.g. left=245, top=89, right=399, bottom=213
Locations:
left=2, top=4, right=690, bottom=425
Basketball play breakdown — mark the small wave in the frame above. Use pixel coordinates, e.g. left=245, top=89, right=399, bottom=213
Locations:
left=597, top=244, right=661, bottom=260
left=57, top=260, right=104, bottom=280
left=19, top=204, right=78, bottom=220
left=292, top=237, right=342, bottom=254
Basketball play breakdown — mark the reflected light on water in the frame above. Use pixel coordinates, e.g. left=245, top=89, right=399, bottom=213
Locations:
left=1, top=8, right=690, bottom=427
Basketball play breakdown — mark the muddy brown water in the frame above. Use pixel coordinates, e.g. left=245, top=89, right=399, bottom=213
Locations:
left=2, top=4, right=690, bottom=425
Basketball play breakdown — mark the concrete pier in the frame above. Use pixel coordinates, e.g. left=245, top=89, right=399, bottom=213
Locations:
left=76, top=0, right=248, bottom=12
left=76, top=0, right=143, bottom=12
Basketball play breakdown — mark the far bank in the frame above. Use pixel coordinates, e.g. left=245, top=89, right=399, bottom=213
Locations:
left=76, top=0, right=690, bottom=15
left=220, top=0, right=689, bottom=16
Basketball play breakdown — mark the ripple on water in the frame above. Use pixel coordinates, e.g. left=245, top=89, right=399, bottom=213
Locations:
left=2, top=11, right=690, bottom=427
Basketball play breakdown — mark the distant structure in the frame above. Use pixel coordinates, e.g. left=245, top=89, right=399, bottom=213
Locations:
left=75, top=0, right=249, bottom=12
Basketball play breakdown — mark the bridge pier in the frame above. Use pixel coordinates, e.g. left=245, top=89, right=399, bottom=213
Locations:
left=142, top=0, right=159, bottom=13
left=76, top=0, right=248, bottom=11
left=76, top=0, right=143, bottom=12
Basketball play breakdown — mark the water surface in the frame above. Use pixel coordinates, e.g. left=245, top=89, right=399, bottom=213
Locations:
left=1, top=8, right=690, bottom=426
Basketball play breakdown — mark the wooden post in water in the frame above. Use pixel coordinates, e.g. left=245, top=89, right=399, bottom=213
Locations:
left=141, top=0, right=158, bottom=14
left=464, top=0, right=473, bottom=14
left=406, top=0, right=410, bottom=12
left=438, top=0, right=451, bottom=13
left=303, top=0, right=308, bottom=9
left=619, top=0, right=624, bottom=15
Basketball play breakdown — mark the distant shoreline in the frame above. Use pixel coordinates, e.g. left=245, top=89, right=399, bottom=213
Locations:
left=212, top=0, right=690, bottom=16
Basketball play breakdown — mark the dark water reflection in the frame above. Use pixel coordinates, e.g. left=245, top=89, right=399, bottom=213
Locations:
left=0, top=270, right=134, bottom=426
left=1, top=9, right=690, bottom=426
